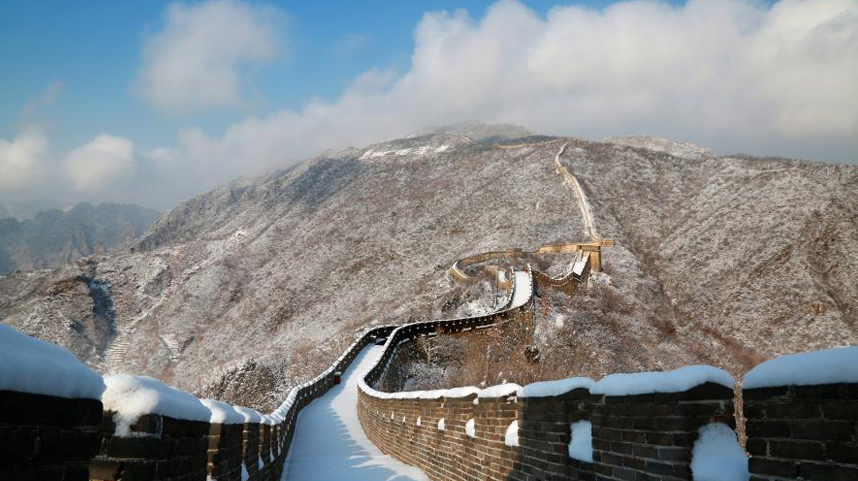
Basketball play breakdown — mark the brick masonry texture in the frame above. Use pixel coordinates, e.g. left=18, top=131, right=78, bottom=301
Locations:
left=0, top=326, right=397, bottom=480
left=358, top=382, right=736, bottom=481
left=743, top=383, right=858, bottom=481
left=0, top=390, right=102, bottom=481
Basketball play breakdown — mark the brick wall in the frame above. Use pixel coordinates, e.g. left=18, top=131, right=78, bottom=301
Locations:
left=85, top=327, right=399, bottom=481
left=358, top=382, right=734, bottom=481
left=744, top=383, right=858, bottom=481
left=90, top=412, right=288, bottom=481
left=0, top=390, right=102, bottom=481
left=590, top=382, right=735, bottom=480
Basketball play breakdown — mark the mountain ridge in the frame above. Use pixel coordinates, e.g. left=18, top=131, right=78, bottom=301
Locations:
left=1, top=127, right=855, bottom=410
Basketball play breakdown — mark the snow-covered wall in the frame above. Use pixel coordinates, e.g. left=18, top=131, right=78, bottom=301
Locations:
left=356, top=267, right=741, bottom=481
left=0, top=321, right=397, bottom=481
left=742, top=346, right=858, bottom=481
left=358, top=373, right=736, bottom=481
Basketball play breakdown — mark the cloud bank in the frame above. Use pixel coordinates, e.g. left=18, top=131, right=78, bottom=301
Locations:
left=62, top=135, right=136, bottom=193
left=2, top=0, right=856, bottom=212
left=133, top=0, right=284, bottom=113
left=171, top=0, right=857, bottom=182
left=0, top=128, right=49, bottom=194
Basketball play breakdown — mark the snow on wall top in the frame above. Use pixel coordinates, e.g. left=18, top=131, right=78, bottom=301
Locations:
left=478, top=383, right=523, bottom=398
left=591, top=365, right=734, bottom=396
left=102, top=374, right=213, bottom=436
left=572, top=253, right=589, bottom=276
left=743, top=346, right=858, bottom=389
left=510, top=270, right=532, bottom=308
left=0, top=324, right=105, bottom=400
left=201, top=398, right=246, bottom=424
left=520, top=377, right=595, bottom=398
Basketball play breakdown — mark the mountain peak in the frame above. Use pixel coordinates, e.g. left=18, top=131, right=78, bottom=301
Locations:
left=408, top=121, right=534, bottom=144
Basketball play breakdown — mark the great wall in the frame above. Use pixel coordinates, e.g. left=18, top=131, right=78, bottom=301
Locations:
left=1, top=142, right=856, bottom=481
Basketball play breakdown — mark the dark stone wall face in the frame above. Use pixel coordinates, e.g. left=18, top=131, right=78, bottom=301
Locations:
left=743, top=383, right=858, bottom=481
left=0, top=390, right=102, bottom=481
left=357, top=383, right=736, bottom=481
left=90, top=413, right=285, bottom=481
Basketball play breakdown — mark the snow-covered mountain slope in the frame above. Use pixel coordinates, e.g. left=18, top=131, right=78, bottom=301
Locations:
left=0, top=202, right=159, bottom=275
left=1, top=127, right=855, bottom=411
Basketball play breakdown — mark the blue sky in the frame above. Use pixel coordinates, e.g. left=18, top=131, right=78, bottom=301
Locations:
left=3, top=0, right=660, bottom=153
left=0, top=0, right=855, bottom=211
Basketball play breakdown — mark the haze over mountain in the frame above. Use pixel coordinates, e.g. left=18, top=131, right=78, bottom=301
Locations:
left=0, top=202, right=159, bottom=275
left=0, top=124, right=855, bottom=411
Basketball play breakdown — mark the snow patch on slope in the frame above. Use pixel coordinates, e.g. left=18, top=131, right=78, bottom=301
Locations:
left=359, top=145, right=450, bottom=160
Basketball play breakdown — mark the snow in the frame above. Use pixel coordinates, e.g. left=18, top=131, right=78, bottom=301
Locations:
left=591, top=365, right=734, bottom=396
left=510, top=270, right=532, bottom=308
left=234, top=406, right=265, bottom=424
left=568, top=421, right=593, bottom=462
left=690, top=423, right=749, bottom=481
left=743, top=346, right=858, bottom=389
left=438, top=418, right=445, bottom=431
left=443, top=386, right=481, bottom=398
left=504, top=420, right=519, bottom=447
left=555, top=141, right=600, bottom=240
left=465, top=418, right=475, bottom=438
left=201, top=398, right=245, bottom=424
left=241, top=462, right=249, bottom=481
left=282, top=345, right=428, bottom=481
left=572, top=253, right=590, bottom=276
left=416, top=416, right=421, bottom=426
left=102, top=374, right=212, bottom=436
left=520, top=377, right=594, bottom=398
left=258, top=455, right=264, bottom=470
left=359, top=145, right=450, bottom=160
left=0, top=324, right=105, bottom=399
left=478, top=383, right=522, bottom=398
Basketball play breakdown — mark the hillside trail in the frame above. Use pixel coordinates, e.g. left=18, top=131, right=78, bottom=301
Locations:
left=554, top=141, right=600, bottom=241
left=281, top=344, right=429, bottom=481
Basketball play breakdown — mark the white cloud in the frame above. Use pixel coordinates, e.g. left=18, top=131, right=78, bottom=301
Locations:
left=7, top=0, right=856, bottom=211
left=134, top=0, right=285, bottom=113
left=161, top=0, right=857, bottom=191
left=0, top=128, right=49, bottom=193
left=62, top=135, right=136, bottom=193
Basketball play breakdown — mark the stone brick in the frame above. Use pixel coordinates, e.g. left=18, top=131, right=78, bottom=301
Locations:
left=749, top=458, right=797, bottom=478
left=766, top=402, right=821, bottom=419
left=743, top=387, right=789, bottom=400
left=825, top=442, right=858, bottom=464
left=792, top=421, right=853, bottom=441
left=37, top=428, right=100, bottom=461
left=794, top=384, right=848, bottom=400
left=0, top=390, right=101, bottom=427
left=745, top=439, right=767, bottom=457
left=800, top=462, right=858, bottom=481
left=820, top=401, right=858, bottom=420
left=746, top=420, right=791, bottom=438
left=0, top=427, right=38, bottom=463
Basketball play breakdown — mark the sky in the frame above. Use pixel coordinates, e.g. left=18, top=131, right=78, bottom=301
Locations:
left=0, top=0, right=856, bottom=212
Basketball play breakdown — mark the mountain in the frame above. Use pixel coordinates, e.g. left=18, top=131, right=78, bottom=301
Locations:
left=0, top=126, right=855, bottom=411
left=0, top=202, right=159, bottom=275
